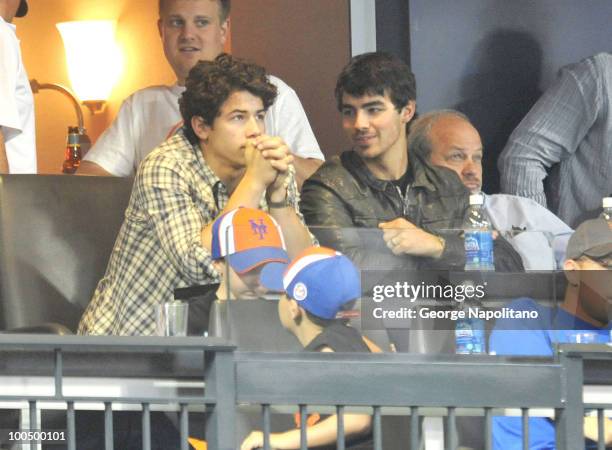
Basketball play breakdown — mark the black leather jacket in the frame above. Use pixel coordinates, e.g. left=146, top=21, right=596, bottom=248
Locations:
left=301, top=150, right=523, bottom=272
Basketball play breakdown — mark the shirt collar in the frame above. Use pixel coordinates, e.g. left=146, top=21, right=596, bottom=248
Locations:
left=0, top=16, right=17, bottom=32
left=170, top=83, right=186, bottom=96
left=344, top=148, right=440, bottom=193
left=184, top=131, right=222, bottom=186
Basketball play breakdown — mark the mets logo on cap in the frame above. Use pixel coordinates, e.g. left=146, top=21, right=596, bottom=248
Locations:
left=282, top=247, right=361, bottom=320
left=211, top=207, right=288, bottom=274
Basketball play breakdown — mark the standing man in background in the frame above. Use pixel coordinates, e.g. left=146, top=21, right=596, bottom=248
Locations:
left=0, top=0, right=36, bottom=173
left=77, top=0, right=323, bottom=187
left=499, top=53, right=612, bottom=228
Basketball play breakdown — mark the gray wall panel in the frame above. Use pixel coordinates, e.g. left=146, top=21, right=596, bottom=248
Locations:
left=401, top=0, right=612, bottom=193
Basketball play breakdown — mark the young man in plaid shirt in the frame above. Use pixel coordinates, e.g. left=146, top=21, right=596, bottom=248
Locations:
left=79, top=54, right=313, bottom=336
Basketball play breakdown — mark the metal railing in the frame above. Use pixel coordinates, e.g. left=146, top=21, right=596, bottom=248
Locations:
left=0, top=336, right=609, bottom=450
left=0, top=335, right=236, bottom=450
left=558, top=344, right=612, bottom=450
left=235, top=351, right=586, bottom=450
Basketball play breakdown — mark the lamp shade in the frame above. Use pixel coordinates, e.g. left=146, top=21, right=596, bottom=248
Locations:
left=57, top=20, right=123, bottom=102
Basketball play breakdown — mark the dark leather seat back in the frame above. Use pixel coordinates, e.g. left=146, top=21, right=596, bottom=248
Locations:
left=0, top=175, right=133, bottom=332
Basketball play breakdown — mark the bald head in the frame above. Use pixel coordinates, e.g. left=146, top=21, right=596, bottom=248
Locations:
left=408, top=110, right=483, bottom=192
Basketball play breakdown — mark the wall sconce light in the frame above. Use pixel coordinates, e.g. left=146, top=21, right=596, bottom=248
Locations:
left=57, top=20, right=123, bottom=114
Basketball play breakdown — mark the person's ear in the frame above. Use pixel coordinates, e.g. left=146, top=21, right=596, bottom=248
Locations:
left=157, top=19, right=163, bottom=39
left=400, top=100, right=416, bottom=124
left=289, top=300, right=301, bottom=321
left=212, top=260, right=229, bottom=281
left=563, top=259, right=581, bottom=287
left=219, top=18, right=230, bottom=46
left=191, top=116, right=210, bottom=142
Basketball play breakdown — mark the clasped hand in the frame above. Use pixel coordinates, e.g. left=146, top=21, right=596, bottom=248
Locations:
left=245, top=135, right=293, bottom=200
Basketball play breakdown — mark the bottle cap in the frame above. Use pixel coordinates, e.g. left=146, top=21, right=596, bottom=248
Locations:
left=469, top=194, right=484, bottom=205
left=603, top=197, right=612, bottom=208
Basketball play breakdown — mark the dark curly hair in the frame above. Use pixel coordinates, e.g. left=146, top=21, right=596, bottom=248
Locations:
left=179, top=53, right=277, bottom=145
left=335, top=52, right=416, bottom=112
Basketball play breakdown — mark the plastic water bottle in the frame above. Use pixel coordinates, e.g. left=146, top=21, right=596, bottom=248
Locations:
left=600, top=197, right=612, bottom=223
left=463, top=194, right=495, bottom=271
left=455, top=316, right=486, bottom=354
left=455, top=291, right=486, bottom=354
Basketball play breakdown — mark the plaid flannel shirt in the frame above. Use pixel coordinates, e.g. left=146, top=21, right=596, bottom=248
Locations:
left=78, top=130, right=304, bottom=335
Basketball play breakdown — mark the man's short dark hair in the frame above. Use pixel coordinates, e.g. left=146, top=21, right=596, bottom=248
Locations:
left=179, top=53, right=277, bottom=145
left=335, top=52, right=416, bottom=112
left=159, top=0, right=231, bottom=22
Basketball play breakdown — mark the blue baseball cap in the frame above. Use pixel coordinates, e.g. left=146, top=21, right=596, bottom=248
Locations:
left=283, top=247, right=361, bottom=319
left=211, top=207, right=288, bottom=291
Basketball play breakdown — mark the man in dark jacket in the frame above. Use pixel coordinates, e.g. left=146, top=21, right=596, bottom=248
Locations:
left=300, top=52, right=522, bottom=272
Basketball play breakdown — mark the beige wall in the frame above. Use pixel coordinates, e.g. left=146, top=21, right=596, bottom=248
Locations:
left=18, top=0, right=175, bottom=174
left=17, top=0, right=349, bottom=174
left=232, top=0, right=351, bottom=156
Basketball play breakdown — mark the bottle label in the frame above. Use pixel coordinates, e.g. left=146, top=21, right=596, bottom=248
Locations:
left=464, top=231, right=494, bottom=268
left=62, top=144, right=82, bottom=174
left=455, top=318, right=486, bottom=354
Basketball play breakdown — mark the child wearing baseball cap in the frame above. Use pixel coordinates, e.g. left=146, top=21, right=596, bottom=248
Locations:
left=241, top=246, right=372, bottom=450
left=211, top=207, right=289, bottom=300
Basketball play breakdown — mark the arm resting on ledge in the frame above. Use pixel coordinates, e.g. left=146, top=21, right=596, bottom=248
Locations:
left=584, top=417, right=612, bottom=446
left=76, top=160, right=114, bottom=176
